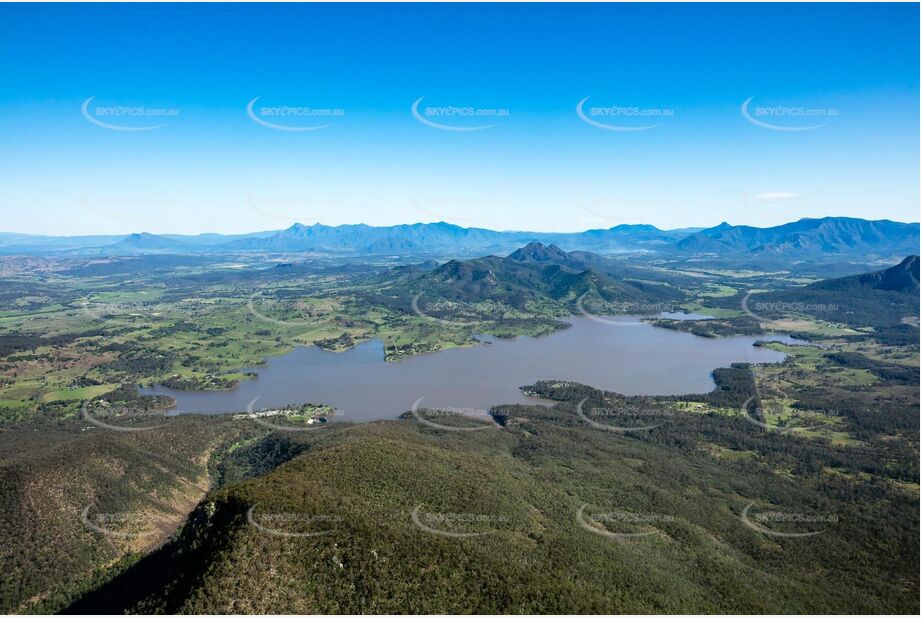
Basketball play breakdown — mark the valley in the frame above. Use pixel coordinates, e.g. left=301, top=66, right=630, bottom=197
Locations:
left=0, top=229, right=917, bottom=614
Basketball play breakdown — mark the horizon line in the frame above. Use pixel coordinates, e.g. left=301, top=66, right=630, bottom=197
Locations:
left=2, top=215, right=920, bottom=240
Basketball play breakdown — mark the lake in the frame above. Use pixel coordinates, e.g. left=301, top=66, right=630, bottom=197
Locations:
left=142, top=316, right=795, bottom=422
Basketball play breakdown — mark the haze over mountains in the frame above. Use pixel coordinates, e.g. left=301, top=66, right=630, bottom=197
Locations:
left=673, top=217, right=919, bottom=259
left=0, top=217, right=917, bottom=263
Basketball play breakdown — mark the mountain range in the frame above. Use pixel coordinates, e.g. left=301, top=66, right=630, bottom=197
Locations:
left=0, top=217, right=917, bottom=263
left=674, top=217, right=919, bottom=259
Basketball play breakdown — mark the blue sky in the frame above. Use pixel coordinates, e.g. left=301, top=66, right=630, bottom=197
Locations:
left=0, top=3, right=918, bottom=235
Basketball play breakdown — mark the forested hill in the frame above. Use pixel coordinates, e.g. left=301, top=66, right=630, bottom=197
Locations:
left=402, top=242, right=685, bottom=309
left=750, top=255, right=920, bottom=328
left=824, top=254, right=919, bottom=293
left=62, top=371, right=918, bottom=614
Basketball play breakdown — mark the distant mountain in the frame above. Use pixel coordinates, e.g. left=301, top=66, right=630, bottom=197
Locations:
left=0, top=230, right=273, bottom=255
left=407, top=242, right=683, bottom=310
left=0, top=233, right=130, bottom=254
left=0, top=217, right=915, bottom=262
left=565, top=224, right=697, bottom=252
left=224, top=222, right=510, bottom=255
left=675, top=217, right=919, bottom=260
left=191, top=222, right=702, bottom=256
left=753, top=255, right=920, bottom=328
left=507, top=242, right=571, bottom=263
left=105, top=233, right=193, bottom=254
left=160, top=231, right=276, bottom=246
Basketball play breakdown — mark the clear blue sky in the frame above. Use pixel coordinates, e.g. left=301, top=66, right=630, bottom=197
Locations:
left=0, top=3, right=917, bottom=235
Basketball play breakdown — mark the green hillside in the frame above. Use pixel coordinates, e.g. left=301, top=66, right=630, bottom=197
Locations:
left=750, top=255, right=919, bottom=328
left=64, top=372, right=917, bottom=614
left=397, top=242, right=685, bottom=312
left=0, top=414, right=264, bottom=613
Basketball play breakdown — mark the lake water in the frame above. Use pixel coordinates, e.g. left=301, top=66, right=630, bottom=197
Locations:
left=142, top=317, right=795, bottom=422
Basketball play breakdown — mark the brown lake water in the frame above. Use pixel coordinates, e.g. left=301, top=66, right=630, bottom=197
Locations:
left=143, top=316, right=794, bottom=421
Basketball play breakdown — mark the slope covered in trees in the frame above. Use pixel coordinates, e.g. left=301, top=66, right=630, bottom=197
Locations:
left=64, top=371, right=917, bottom=614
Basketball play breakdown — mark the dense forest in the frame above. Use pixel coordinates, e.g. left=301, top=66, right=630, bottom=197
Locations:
left=61, top=376, right=917, bottom=613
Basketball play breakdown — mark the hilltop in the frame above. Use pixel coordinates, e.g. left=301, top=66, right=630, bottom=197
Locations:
left=751, top=255, right=920, bottom=328
left=402, top=242, right=685, bottom=309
